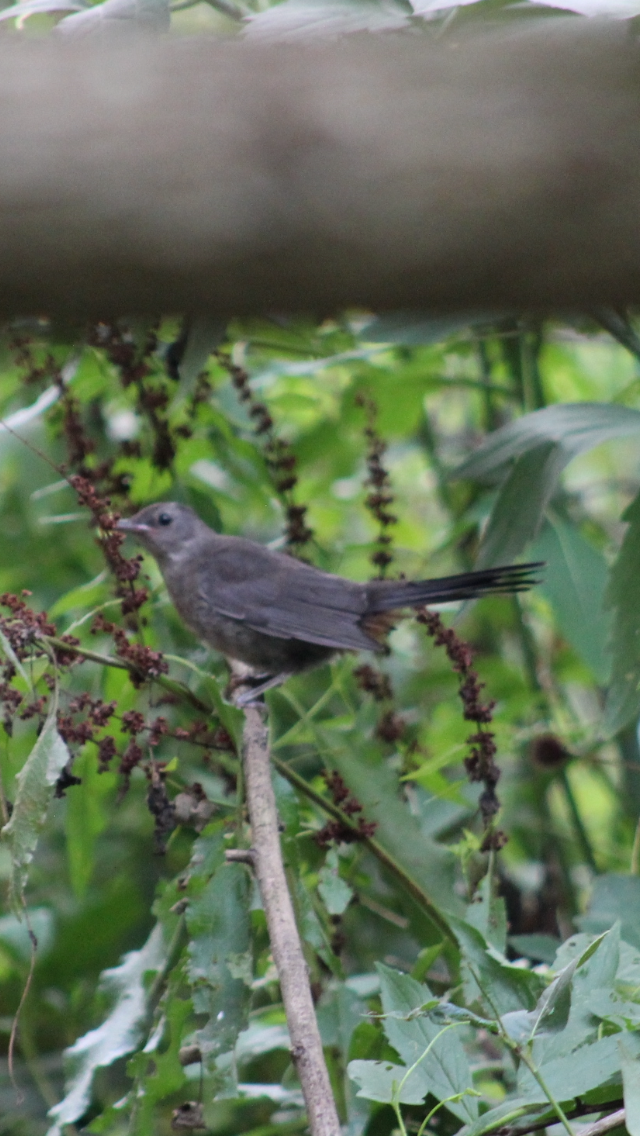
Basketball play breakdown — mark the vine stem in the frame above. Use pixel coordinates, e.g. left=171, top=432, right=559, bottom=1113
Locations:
left=239, top=686, right=340, bottom=1136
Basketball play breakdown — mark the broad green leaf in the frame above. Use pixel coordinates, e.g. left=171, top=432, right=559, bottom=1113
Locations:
left=475, top=442, right=567, bottom=568
left=186, top=828, right=251, bottom=1094
left=532, top=515, right=612, bottom=682
left=465, top=872, right=507, bottom=954
left=323, top=729, right=463, bottom=920
left=456, top=1098, right=555, bottom=1136
left=1, top=704, right=71, bottom=907
left=621, top=1040, right=640, bottom=1136
left=588, top=990, right=640, bottom=1028
left=603, top=490, right=640, bottom=734
left=65, top=748, right=114, bottom=898
left=348, top=1058, right=429, bottom=1105
left=450, top=918, right=543, bottom=1016
left=376, top=964, right=478, bottom=1122
left=578, top=877, right=640, bottom=949
left=509, top=935, right=561, bottom=965
left=46, top=923, right=168, bottom=1136
left=126, top=973, right=191, bottom=1134
left=454, top=403, right=640, bottom=482
left=517, top=1033, right=640, bottom=1103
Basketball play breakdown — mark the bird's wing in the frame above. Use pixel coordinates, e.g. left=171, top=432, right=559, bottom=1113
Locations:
left=195, top=540, right=379, bottom=652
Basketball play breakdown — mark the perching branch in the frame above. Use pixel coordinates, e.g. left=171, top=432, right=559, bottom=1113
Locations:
left=239, top=694, right=340, bottom=1136
left=1, top=22, right=640, bottom=317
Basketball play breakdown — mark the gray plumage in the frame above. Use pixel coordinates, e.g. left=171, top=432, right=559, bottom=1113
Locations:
left=117, top=502, right=541, bottom=696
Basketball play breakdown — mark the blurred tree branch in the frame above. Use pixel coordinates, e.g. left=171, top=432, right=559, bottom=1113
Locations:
left=1, top=21, right=640, bottom=317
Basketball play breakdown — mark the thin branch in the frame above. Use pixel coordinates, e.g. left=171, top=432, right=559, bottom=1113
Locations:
left=38, top=635, right=211, bottom=714
left=577, top=1110, right=626, bottom=1136
left=239, top=687, right=340, bottom=1136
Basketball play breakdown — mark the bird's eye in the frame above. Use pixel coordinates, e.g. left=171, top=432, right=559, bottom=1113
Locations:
left=157, top=513, right=173, bottom=526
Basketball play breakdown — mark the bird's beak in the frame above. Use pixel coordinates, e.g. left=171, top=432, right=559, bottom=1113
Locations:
left=116, top=518, right=151, bottom=534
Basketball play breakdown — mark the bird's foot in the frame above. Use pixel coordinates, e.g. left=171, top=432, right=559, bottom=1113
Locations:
left=232, top=671, right=293, bottom=707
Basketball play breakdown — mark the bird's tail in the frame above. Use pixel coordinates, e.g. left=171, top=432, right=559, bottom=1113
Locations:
left=367, top=562, right=543, bottom=612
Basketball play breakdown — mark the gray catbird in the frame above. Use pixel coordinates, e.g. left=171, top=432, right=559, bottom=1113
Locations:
left=117, top=502, right=541, bottom=701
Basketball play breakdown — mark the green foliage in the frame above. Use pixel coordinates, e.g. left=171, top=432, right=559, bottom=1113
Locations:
left=1, top=7, right=640, bottom=1136
left=0, top=306, right=637, bottom=1136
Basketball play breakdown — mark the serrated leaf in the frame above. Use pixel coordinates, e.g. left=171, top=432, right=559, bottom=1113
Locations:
left=1, top=703, right=71, bottom=907
left=532, top=515, right=612, bottom=682
left=376, top=964, right=478, bottom=1122
left=186, top=829, right=251, bottom=1094
left=46, top=924, right=168, bottom=1136
left=450, top=917, right=542, bottom=1016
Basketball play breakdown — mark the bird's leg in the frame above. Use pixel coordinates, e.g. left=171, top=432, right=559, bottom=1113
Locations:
left=232, top=671, right=294, bottom=707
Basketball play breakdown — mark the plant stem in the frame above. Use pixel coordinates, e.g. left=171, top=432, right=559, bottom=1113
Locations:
left=240, top=694, right=341, bottom=1136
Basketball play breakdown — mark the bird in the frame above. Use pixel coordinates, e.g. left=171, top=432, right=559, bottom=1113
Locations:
left=117, top=502, right=541, bottom=704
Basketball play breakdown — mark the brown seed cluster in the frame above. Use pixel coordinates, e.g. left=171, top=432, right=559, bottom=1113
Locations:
left=356, top=393, right=397, bottom=577
left=218, top=351, right=313, bottom=550
left=88, top=322, right=180, bottom=471
left=416, top=607, right=505, bottom=848
left=91, top=613, right=168, bottom=686
left=315, top=770, right=377, bottom=847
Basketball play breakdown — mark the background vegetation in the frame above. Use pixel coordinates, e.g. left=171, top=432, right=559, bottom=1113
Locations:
left=1, top=3, right=640, bottom=1136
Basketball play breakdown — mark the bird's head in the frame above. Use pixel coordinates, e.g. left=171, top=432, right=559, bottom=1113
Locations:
left=117, top=502, right=207, bottom=560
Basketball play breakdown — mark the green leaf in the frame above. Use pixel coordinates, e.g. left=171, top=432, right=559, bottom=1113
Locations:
left=348, top=1058, right=428, bottom=1105
left=603, top=490, right=640, bottom=734
left=172, top=316, right=227, bottom=397
left=318, top=848, right=353, bottom=916
left=323, top=729, right=463, bottom=920
left=465, top=872, right=507, bottom=954
left=376, top=964, right=478, bottom=1122
left=46, top=923, right=168, bottom=1136
left=509, top=935, right=561, bottom=965
left=475, top=442, right=567, bottom=568
left=450, top=917, right=542, bottom=1016
left=454, top=403, right=640, bottom=482
left=186, top=828, right=251, bottom=1094
left=621, top=1040, right=640, bottom=1136
left=65, top=748, right=114, bottom=898
left=517, top=1033, right=640, bottom=1103
left=1, top=704, right=71, bottom=907
left=532, top=515, right=612, bottom=682
left=578, top=877, right=640, bottom=949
